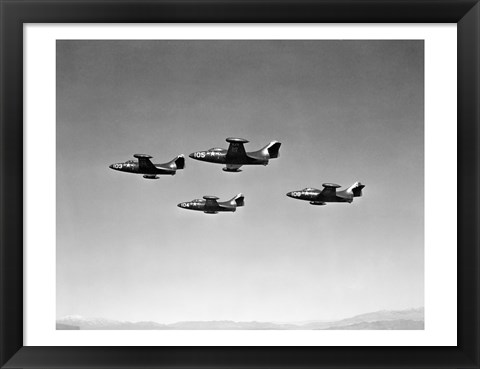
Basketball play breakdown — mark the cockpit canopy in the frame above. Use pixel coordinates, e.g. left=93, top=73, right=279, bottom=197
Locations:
left=302, top=187, right=318, bottom=192
left=125, top=160, right=136, bottom=164
left=193, top=199, right=204, bottom=203
left=208, top=148, right=223, bottom=152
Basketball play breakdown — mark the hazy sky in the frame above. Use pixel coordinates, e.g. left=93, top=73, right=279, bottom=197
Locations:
left=57, top=40, right=424, bottom=323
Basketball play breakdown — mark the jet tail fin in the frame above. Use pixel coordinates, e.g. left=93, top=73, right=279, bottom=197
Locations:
left=248, top=141, right=281, bottom=161
left=346, top=182, right=365, bottom=197
left=265, top=141, right=281, bottom=159
left=229, top=193, right=245, bottom=207
left=256, top=141, right=281, bottom=159
left=166, top=155, right=185, bottom=170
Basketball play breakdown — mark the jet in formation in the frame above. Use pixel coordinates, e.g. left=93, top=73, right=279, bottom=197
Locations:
left=286, top=182, right=365, bottom=205
left=109, top=154, right=185, bottom=179
left=189, top=137, right=281, bottom=172
left=177, top=194, right=245, bottom=214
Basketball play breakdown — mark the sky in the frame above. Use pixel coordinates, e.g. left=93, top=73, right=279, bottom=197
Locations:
left=56, top=40, right=424, bottom=324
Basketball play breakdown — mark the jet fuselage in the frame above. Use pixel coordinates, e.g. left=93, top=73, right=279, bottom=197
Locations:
left=189, top=138, right=281, bottom=172
left=177, top=194, right=244, bottom=214
left=177, top=199, right=237, bottom=213
left=286, top=182, right=365, bottom=205
left=188, top=149, right=267, bottom=165
left=109, top=161, right=174, bottom=176
left=109, top=154, right=185, bottom=179
left=286, top=188, right=353, bottom=204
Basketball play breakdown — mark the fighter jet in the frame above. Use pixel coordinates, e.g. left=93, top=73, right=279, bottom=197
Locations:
left=286, top=182, right=365, bottom=205
left=177, top=194, right=245, bottom=214
left=189, top=137, right=281, bottom=172
left=109, top=154, right=185, bottom=179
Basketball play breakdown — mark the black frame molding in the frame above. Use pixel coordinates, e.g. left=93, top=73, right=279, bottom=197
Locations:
left=1, top=1, right=479, bottom=368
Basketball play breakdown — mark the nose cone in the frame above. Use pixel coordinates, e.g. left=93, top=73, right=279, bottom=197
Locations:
left=188, top=153, right=195, bottom=159
left=286, top=192, right=293, bottom=198
left=109, top=164, right=114, bottom=169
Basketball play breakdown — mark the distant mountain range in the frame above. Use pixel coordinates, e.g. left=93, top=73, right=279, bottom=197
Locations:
left=326, top=319, right=424, bottom=330
left=57, top=307, right=424, bottom=330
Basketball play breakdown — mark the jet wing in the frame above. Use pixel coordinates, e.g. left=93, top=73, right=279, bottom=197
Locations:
left=226, top=138, right=248, bottom=162
left=203, top=196, right=220, bottom=208
left=134, top=154, right=157, bottom=172
left=320, top=183, right=341, bottom=197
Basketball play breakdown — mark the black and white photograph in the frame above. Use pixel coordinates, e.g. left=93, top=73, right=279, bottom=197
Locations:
left=56, top=40, right=424, bottom=331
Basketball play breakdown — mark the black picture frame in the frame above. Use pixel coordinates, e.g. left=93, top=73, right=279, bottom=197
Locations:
left=1, top=1, right=478, bottom=368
